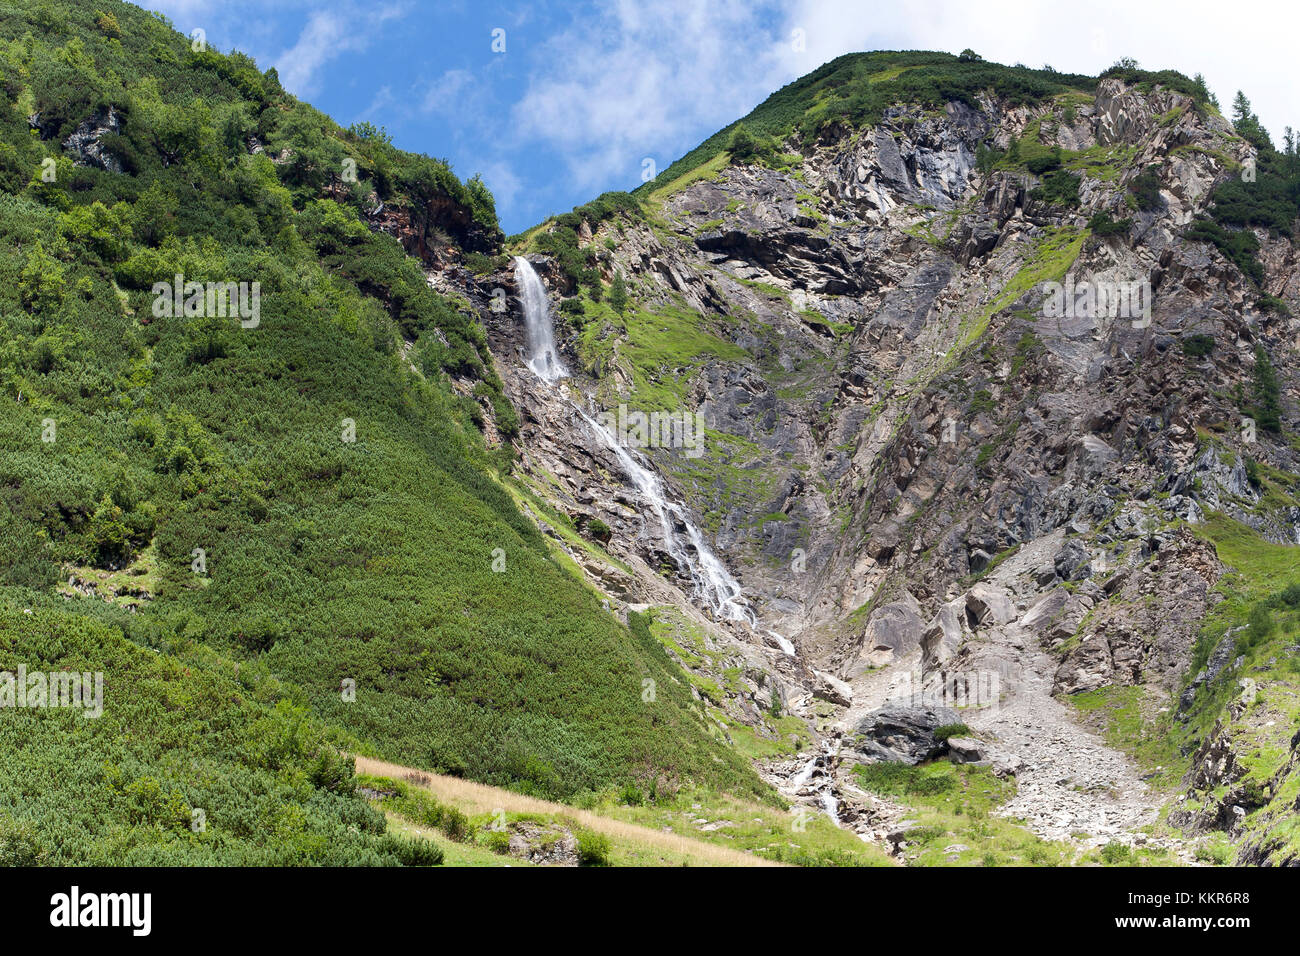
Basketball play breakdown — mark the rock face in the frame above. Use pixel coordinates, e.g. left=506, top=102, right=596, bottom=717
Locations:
left=848, top=595, right=925, bottom=674
left=61, top=107, right=122, bottom=173
left=852, top=705, right=960, bottom=764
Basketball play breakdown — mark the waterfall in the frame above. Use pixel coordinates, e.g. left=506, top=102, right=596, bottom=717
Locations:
left=514, top=256, right=568, bottom=382
left=791, top=739, right=843, bottom=828
left=511, top=256, right=793, bottom=653
left=574, top=406, right=754, bottom=625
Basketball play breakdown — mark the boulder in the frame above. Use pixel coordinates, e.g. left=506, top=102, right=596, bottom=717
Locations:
left=965, top=583, right=1016, bottom=627
left=852, top=704, right=960, bottom=764
left=1020, top=588, right=1068, bottom=632
left=813, top=669, right=853, bottom=706
left=920, top=597, right=966, bottom=673
left=850, top=596, right=925, bottom=674
left=945, top=736, right=985, bottom=764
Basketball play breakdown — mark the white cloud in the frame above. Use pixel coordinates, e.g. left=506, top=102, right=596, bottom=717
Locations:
left=421, top=68, right=477, bottom=116
left=478, top=160, right=523, bottom=211
left=511, top=0, right=791, bottom=190
left=513, top=0, right=1298, bottom=194
left=274, top=3, right=406, bottom=98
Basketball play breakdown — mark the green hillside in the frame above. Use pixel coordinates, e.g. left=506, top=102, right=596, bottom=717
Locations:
left=0, top=0, right=763, bottom=862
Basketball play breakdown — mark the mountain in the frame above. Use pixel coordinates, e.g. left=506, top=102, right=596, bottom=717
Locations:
left=4, top=1, right=1299, bottom=867
left=494, top=52, right=1300, bottom=865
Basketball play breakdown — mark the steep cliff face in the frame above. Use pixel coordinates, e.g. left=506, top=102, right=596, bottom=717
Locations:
left=451, top=69, right=1300, bottom=861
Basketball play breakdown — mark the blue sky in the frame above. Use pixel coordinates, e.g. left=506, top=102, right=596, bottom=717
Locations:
left=143, top=0, right=1298, bottom=234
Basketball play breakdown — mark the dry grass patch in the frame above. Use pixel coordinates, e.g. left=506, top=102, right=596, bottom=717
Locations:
left=353, top=755, right=783, bottom=867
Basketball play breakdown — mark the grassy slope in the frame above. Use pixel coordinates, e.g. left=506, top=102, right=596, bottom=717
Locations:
left=355, top=755, right=894, bottom=867
left=0, top=0, right=765, bottom=865
left=1187, top=516, right=1300, bottom=860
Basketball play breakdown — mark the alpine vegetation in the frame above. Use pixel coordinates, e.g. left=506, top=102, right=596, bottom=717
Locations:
left=3, top=0, right=1299, bottom=880
left=0, top=665, right=103, bottom=718
left=149, top=274, right=261, bottom=328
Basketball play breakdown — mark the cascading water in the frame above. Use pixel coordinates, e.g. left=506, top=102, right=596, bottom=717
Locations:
left=791, top=738, right=844, bottom=828
left=574, top=406, right=753, bottom=624
left=512, top=256, right=793, bottom=654
left=514, top=256, right=568, bottom=382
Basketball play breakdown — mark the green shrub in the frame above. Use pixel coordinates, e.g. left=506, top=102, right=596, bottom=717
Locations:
left=1029, top=168, right=1080, bottom=206
left=1100, top=841, right=1131, bottom=864
left=1088, top=212, right=1133, bottom=237
left=1256, top=295, right=1290, bottom=315
left=0, top=814, right=45, bottom=866
left=481, top=829, right=511, bottom=855
left=440, top=807, right=471, bottom=843
left=378, top=833, right=445, bottom=866
left=575, top=829, right=611, bottom=866
left=1181, top=333, right=1215, bottom=357
left=1275, top=583, right=1300, bottom=608
left=1025, top=151, right=1061, bottom=174
left=975, top=143, right=1003, bottom=173
left=1237, top=603, right=1275, bottom=656
left=1243, top=456, right=1261, bottom=489
left=1129, top=166, right=1163, bottom=211
left=933, top=723, right=971, bottom=741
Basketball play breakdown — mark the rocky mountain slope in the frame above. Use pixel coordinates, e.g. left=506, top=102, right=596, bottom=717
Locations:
left=444, top=55, right=1300, bottom=864
left=6, top=3, right=1298, bottom=866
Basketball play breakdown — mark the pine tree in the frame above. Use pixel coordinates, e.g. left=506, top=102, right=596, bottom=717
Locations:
left=1231, top=91, right=1272, bottom=150
left=1232, top=91, right=1253, bottom=126
left=1192, top=73, right=1218, bottom=109
left=1252, top=344, right=1283, bottom=434
left=608, top=273, right=629, bottom=315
